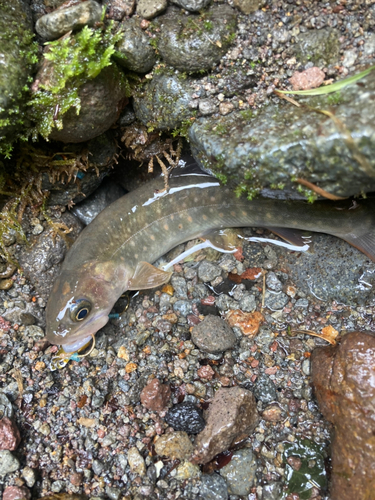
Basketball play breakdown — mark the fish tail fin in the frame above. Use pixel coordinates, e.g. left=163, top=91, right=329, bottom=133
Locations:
left=341, top=231, right=375, bottom=262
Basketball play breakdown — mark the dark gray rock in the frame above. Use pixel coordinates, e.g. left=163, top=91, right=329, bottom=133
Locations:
left=35, top=0, right=102, bottom=41
left=0, top=0, right=34, bottom=149
left=198, top=261, right=222, bottom=282
left=253, top=374, right=277, bottom=403
left=155, top=5, right=237, bottom=72
left=173, top=299, right=193, bottom=316
left=199, top=473, right=228, bottom=500
left=165, top=402, right=205, bottom=434
left=294, top=28, right=340, bottom=66
left=219, top=448, right=257, bottom=496
left=18, top=212, right=84, bottom=299
left=114, top=17, right=157, bottom=73
left=48, top=65, right=128, bottom=143
left=192, top=315, right=236, bottom=353
left=171, top=0, right=211, bottom=12
left=171, top=276, right=188, bottom=299
left=71, top=178, right=125, bottom=225
left=239, top=293, right=257, bottom=313
left=133, top=72, right=195, bottom=131
left=189, top=73, right=375, bottom=200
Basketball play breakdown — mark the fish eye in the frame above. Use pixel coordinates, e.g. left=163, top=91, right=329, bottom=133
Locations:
left=70, top=299, right=91, bottom=322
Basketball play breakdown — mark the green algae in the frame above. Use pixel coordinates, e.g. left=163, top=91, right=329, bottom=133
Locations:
left=28, top=23, right=127, bottom=140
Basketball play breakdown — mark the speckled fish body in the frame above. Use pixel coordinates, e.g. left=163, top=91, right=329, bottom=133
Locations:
left=46, top=166, right=375, bottom=351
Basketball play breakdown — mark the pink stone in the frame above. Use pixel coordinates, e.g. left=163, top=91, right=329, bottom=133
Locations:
left=289, top=67, right=325, bottom=91
left=0, top=418, right=21, bottom=451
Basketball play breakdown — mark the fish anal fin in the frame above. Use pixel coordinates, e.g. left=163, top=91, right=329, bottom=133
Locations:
left=128, top=261, right=172, bottom=290
left=265, top=227, right=312, bottom=247
left=341, top=232, right=375, bottom=262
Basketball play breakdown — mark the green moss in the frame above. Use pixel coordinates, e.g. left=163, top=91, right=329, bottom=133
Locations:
left=213, top=123, right=228, bottom=135
left=297, top=184, right=318, bottom=203
left=327, top=91, right=342, bottom=105
left=270, top=182, right=286, bottom=190
left=239, top=109, right=254, bottom=121
left=28, top=23, right=128, bottom=140
left=171, top=114, right=196, bottom=138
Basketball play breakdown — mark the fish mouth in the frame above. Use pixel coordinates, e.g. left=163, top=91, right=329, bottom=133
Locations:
left=50, top=311, right=110, bottom=351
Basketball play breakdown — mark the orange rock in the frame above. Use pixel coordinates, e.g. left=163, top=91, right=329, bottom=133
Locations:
left=226, top=310, right=264, bottom=337
left=125, top=362, right=137, bottom=373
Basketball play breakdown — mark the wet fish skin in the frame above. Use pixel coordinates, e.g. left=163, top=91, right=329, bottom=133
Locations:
left=45, top=167, right=375, bottom=351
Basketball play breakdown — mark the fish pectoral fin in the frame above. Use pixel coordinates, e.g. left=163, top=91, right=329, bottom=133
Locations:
left=128, top=261, right=172, bottom=290
left=265, top=227, right=312, bottom=247
left=201, top=228, right=243, bottom=251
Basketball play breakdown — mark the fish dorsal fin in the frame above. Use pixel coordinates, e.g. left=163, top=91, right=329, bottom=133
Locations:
left=265, top=227, right=312, bottom=247
left=128, top=261, right=172, bottom=290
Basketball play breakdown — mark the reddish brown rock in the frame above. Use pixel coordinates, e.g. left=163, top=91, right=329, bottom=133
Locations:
left=289, top=67, right=325, bottom=91
left=3, top=486, right=31, bottom=500
left=140, top=378, right=171, bottom=412
left=0, top=418, right=21, bottom=451
left=312, top=331, right=375, bottom=500
left=191, top=386, right=259, bottom=464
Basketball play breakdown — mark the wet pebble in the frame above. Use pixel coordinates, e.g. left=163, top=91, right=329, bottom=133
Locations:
left=198, top=261, right=222, bottom=282
left=264, top=290, right=289, bottom=310
left=154, top=431, right=194, bottom=460
left=127, top=446, right=146, bottom=476
left=22, top=466, right=36, bottom=488
left=253, top=374, right=277, bottom=403
left=140, top=378, right=171, bottom=411
left=192, top=387, right=258, bottom=464
left=0, top=450, right=20, bottom=475
left=171, top=276, right=188, bottom=299
left=175, top=460, right=201, bottom=480
left=3, top=486, right=31, bottom=500
left=266, top=272, right=283, bottom=292
left=115, top=17, right=157, bottom=73
left=219, top=448, right=257, bottom=496
left=165, top=402, right=205, bottom=434
left=173, top=299, right=193, bottom=316
left=155, top=5, right=237, bottom=72
left=238, top=292, right=257, bottom=312
left=171, top=0, right=211, bottom=12
left=192, top=315, right=236, bottom=353
left=0, top=395, right=13, bottom=419
left=0, top=417, right=21, bottom=450
left=262, top=481, right=283, bottom=500
left=137, top=0, right=167, bottom=19
left=199, top=473, right=228, bottom=500
left=35, top=0, right=103, bottom=40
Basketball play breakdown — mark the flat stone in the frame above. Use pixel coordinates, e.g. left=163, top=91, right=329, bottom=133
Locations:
left=191, top=387, right=258, bottom=464
left=35, top=1, right=103, bottom=40
left=312, top=331, right=375, bottom=500
left=219, top=448, right=257, bottom=496
left=154, top=431, right=194, bottom=460
left=192, top=315, right=236, bottom=353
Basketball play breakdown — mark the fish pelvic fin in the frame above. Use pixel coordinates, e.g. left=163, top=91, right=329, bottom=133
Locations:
left=128, top=261, right=172, bottom=290
left=341, top=231, right=375, bottom=262
left=265, top=227, right=312, bottom=248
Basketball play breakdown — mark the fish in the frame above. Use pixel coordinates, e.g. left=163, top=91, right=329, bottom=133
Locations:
left=45, top=157, right=375, bottom=353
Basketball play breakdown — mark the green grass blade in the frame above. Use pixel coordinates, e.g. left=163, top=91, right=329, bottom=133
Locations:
left=277, top=65, right=375, bottom=95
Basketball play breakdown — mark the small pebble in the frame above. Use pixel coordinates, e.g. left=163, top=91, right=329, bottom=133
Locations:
left=220, top=448, right=257, bottom=496
left=165, top=402, right=205, bottom=434
left=154, top=431, right=194, bottom=460
left=192, top=315, right=236, bottom=353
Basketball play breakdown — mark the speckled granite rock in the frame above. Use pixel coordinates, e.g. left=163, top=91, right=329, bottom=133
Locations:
left=312, top=331, right=375, bottom=500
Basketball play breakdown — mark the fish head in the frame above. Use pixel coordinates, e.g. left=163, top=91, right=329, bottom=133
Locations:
left=46, top=260, right=129, bottom=352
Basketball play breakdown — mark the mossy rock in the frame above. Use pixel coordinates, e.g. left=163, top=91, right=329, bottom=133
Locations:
left=0, top=0, right=37, bottom=156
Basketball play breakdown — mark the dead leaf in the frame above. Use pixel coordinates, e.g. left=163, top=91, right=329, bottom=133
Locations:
left=292, top=325, right=339, bottom=345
